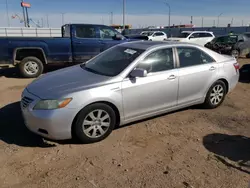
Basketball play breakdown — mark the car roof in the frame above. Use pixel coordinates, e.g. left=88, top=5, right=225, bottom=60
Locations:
left=118, top=41, right=196, bottom=50
left=182, top=31, right=213, bottom=33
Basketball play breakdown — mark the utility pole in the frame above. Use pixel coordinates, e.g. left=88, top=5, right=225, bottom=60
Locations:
left=165, top=1, right=171, bottom=28
left=123, top=0, right=125, bottom=30
left=41, top=18, right=44, bottom=27
left=201, top=17, right=204, bottom=28
left=110, top=12, right=113, bottom=25
left=231, top=17, right=234, bottom=26
left=21, top=0, right=27, bottom=27
left=213, top=20, right=215, bottom=27
left=62, top=13, right=65, bottom=25
left=217, top=13, right=223, bottom=27
left=46, top=14, right=49, bottom=27
left=5, top=0, right=10, bottom=27
left=190, top=16, right=193, bottom=25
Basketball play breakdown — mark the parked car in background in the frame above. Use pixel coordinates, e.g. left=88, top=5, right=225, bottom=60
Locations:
left=243, top=32, right=250, bottom=38
left=140, top=31, right=167, bottom=41
left=167, top=31, right=215, bottom=46
left=205, top=34, right=250, bottom=58
left=21, top=41, right=239, bottom=143
left=0, top=24, right=140, bottom=78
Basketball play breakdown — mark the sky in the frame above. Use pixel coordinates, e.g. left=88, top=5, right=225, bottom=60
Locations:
left=0, top=0, right=250, bottom=28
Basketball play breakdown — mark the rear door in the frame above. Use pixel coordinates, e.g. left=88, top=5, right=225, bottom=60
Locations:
left=97, top=25, right=124, bottom=52
left=72, top=25, right=102, bottom=63
left=176, top=46, right=218, bottom=106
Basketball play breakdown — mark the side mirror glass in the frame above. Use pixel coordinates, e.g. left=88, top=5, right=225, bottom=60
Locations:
left=130, top=68, right=147, bottom=78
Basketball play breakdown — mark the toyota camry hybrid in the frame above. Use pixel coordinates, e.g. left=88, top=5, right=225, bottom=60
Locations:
left=21, top=41, right=239, bottom=143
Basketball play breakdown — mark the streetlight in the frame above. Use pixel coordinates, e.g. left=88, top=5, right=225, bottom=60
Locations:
left=5, top=0, right=10, bottom=27
left=123, top=0, right=125, bottom=31
left=217, top=13, right=223, bottom=27
left=164, top=1, right=171, bottom=28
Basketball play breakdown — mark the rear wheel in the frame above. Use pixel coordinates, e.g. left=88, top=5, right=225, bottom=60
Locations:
left=19, top=56, right=44, bottom=78
left=73, top=103, right=116, bottom=143
left=203, top=80, right=227, bottom=109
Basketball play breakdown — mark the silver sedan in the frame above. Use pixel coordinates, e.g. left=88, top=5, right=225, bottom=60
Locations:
left=21, top=41, right=239, bottom=143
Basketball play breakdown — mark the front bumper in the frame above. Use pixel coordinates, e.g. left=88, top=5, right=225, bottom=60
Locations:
left=21, top=89, right=78, bottom=140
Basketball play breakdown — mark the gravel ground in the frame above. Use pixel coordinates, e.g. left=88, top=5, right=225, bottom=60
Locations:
left=0, top=59, right=249, bottom=188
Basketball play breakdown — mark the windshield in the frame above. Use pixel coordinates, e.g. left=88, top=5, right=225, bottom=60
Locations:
left=177, top=32, right=190, bottom=38
left=81, top=46, right=145, bottom=76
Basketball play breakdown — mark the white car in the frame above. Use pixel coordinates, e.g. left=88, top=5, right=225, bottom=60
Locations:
left=140, top=31, right=167, bottom=41
left=167, top=31, right=215, bottom=46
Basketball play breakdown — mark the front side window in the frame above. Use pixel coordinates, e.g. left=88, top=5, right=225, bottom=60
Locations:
left=81, top=46, right=144, bottom=76
left=75, top=25, right=96, bottom=38
left=99, top=26, right=119, bottom=39
left=177, top=47, right=214, bottom=68
left=136, top=48, right=174, bottom=73
left=190, top=33, right=200, bottom=38
left=155, top=32, right=164, bottom=36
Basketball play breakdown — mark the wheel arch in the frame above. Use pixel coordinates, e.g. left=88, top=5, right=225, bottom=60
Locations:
left=71, top=101, right=121, bottom=138
left=13, top=47, right=47, bottom=65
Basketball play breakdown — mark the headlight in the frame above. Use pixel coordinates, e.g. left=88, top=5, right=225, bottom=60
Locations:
left=34, top=98, right=72, bottom=110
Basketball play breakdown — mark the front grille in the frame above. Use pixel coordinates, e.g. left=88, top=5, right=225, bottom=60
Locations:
left=21, top=96, right=34, bottom=109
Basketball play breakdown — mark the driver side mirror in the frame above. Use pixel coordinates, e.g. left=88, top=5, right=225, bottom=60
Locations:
left=130, top=68, right=147, bottom=78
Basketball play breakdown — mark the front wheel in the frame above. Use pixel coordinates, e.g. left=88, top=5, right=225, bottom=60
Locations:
left=73, top=103, right=116, bottom=143
left=19, top=56, right=44, bottom=78
left=203, top=80, right=227, bottom=109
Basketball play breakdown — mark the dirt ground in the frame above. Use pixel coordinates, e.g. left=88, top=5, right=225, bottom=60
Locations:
left=0, top=59, right=250, bottom=188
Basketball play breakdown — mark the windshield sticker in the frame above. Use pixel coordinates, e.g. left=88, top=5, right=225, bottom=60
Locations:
left=124, top=49, right=137, bottom=55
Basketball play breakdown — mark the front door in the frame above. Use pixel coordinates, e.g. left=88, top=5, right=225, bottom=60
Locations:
left=122, top=47, right=179, bottom=121
left=176, top=46, right=218, bottom=105
left=72, top=25, right=102, bottom=63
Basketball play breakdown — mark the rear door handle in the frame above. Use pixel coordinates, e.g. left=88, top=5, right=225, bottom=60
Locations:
left=168, top=75, right=176, bottom=80
left=209, top=66, right=216, bottom=71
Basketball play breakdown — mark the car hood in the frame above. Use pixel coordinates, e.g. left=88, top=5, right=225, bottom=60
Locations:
left=27, top=65, right=112, bottom=99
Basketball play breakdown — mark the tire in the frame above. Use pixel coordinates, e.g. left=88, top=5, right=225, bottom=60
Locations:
left=203, top=80, right=227, bottom=109
left=19, top=57, right=44, bottom=78
left=73, top=103, right=116, bottom=144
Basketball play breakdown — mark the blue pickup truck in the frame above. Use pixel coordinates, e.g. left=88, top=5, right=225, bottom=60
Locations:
left=0, top=24, right=145, bottom=78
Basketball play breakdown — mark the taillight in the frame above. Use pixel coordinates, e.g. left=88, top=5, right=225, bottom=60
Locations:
left=233, top=62, right=240, bottom=73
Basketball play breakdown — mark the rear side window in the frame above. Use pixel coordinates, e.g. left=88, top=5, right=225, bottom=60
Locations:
left=200, top=33, right=213, bottom=37
left=75, top=25, right=97, bottom=38
left=177, top=47, right=215, bottom=68
left=136, top=48, right=174, bottom=73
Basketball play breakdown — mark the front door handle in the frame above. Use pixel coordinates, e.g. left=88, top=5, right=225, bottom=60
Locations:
left=168, top=75, right=176, bottom=80
left=209, top=66, right=216, bottom=71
